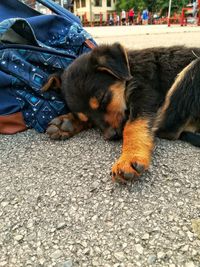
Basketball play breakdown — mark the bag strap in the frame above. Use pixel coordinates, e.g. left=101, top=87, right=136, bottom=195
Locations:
left=84, top=39, right=96, bottom=49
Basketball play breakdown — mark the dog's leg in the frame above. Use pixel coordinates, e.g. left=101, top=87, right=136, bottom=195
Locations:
left=154, top=58, right=200, bottom=145
left=111, top=117, right=154, bottom=182
left=46, top=113, right=92, bottom=140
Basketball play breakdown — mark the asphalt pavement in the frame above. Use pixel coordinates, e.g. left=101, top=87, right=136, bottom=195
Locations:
left=0, top=25, right=200, bottom=267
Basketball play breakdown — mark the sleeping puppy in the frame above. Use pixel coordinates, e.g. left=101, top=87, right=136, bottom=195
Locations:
left=43, top=43, right=200, bottom=182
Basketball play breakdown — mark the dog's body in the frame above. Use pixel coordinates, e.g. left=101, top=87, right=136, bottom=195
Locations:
left=44, top=43, right=200, bottom=182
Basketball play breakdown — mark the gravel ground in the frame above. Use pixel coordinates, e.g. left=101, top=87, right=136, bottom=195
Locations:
left=0, top=25, right=200, bottom=267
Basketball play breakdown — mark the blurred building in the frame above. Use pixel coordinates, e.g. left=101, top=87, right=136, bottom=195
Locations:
left=74, top=0, right=116, bottom=23
left=22, top=0, right=117, bottom=23
left=53, top=0, right=74, bottom=12
left=22, top=0, right=74, bottom=13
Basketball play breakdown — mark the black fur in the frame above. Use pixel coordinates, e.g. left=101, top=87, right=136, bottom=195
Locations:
left=44, top=43, right=200, bottom=182
left=59, top=44, right=200, bottom=145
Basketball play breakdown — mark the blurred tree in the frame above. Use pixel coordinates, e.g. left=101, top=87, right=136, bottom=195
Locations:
left=116, top=0, right=189, bottom=14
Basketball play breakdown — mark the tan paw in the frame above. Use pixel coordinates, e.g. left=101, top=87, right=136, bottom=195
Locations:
left=111, top=154, right=150, bottom=183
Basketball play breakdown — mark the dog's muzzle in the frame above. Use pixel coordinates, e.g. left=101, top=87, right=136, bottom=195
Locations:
left=103, top=114, right=128, bottom=141
left=103, top=127, right=122, bottom=140
left=103, top=120, right=128, bottom=140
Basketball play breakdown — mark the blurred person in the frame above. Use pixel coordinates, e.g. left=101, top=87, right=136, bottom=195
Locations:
left=109, top=14, right=114, bottom=26
left=116, top=14, right=120, bottom=25
left=128, top=8, right=134, bottom=25
left=136, top=11, right=142, bottom=25
left=142, top=8, right=149, bottom=25
left=121, top=9, right=126, bottom=25
left=193, top=0, right=198, bottom=19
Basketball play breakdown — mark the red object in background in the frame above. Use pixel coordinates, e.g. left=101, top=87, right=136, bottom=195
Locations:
left=129, top=9, right=134, bottom=17
left=180, top=0, right=200, bottom=26
left=180, top=7, right=191, bottom=26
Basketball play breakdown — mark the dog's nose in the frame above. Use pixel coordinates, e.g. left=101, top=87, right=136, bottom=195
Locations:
left=104, top=127, right=121, bottom=141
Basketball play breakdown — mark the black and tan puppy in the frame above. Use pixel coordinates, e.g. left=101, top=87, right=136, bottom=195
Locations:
left=43, top=43, right=200, bottom=182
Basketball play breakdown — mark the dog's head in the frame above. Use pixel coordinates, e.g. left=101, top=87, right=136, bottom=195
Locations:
left=52, top=43, right=132, bottom=140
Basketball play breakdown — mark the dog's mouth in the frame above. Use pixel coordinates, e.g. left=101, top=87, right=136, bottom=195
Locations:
left=103, top=127, right=122, bottom=140
left=103, top=114, right=127, bottom=141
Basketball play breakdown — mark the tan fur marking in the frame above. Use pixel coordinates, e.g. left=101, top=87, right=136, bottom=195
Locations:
left=77, top=113, right=88, bottom=122
left=111, top=118, right=154, bottom=181
left=89, top=97, right=99, bottom=110
left=153, top=61, right=196, bottom=132
left=107, top=81, right=126, bottom=111
left=122, top=119, right=154, bottom=160
left=104, top=81, right=126, bottom=129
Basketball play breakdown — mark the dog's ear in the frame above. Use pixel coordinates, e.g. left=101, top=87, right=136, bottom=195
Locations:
left=94, top=43, right=132, bottom=81
left=41, top=73, right=62, bottom=92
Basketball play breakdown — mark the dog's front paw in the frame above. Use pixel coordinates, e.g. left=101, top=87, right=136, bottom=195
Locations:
left=46, top=113, right=90, bottom=140
left=111, top=154, right=150, bottom=183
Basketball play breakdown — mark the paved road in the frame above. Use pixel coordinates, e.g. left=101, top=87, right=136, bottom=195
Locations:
left=85, top=24, right=200, bottom=48
left=0, top=26, right=200, bottom=267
